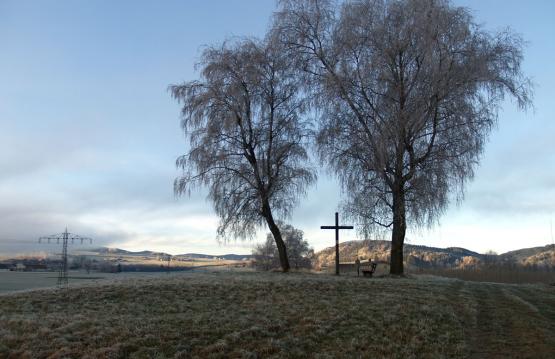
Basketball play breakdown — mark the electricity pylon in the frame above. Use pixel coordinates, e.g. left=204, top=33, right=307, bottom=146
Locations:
left=39, top=228, right=92, bottom=288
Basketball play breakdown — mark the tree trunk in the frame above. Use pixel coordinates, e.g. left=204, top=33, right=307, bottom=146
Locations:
left=390, top=186, right=406, bottom=275
left=262, top=201, right=290, bottom=272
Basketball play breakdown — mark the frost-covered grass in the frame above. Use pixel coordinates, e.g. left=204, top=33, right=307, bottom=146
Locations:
left=0, top=270, right=186, bottom=294
left=415, top=267, right=555, bottom=285
left=1, top=271, right=554, bottom=358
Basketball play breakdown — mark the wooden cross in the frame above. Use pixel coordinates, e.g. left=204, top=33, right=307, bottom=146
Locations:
left=321, top=212, right=353, bottom=275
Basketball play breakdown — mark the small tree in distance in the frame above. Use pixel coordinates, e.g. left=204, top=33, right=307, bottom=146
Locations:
left=252, top=236, right=280, bottom=271
left=171, top=37, right=316, bottom=272
left=253, top=223, right=314, bottom=270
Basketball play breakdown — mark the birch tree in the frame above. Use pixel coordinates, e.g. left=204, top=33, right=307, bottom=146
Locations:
left=171, top=38, right=315, bottom=272
left=273, top=0, right=532, bottom=274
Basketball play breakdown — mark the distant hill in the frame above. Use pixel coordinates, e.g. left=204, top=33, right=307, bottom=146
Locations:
left=1, top=247, right=254, bottom=263
left=86, top=247, right=253, bottom=261
left=7, top=243, right=553, bottom=271
left=499, top=244, right=555, bottom=268
left=176, top=253, right=254, bottom=261
left=86, top=247, right=165, bottom=258
left=313, top=240, right=555, bottom=270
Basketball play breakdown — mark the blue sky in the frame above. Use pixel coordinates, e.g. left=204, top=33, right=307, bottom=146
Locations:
left=0, top=0, right=554, bottom=256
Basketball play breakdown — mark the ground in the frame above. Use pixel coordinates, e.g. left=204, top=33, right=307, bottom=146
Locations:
left=0, top=271, right=554, bottom=358
left=0, top=271, right=159, bottom=294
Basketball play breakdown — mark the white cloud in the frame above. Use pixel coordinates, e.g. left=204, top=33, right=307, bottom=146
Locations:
left=1, top=0, right=554, bottom=258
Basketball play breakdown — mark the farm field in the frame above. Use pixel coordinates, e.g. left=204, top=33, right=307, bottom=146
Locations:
left=0, top=270, right=200, bottom=295
left=0, top=271, right=102, bottom=294
left=72, top=250, right=248, bottom=269
left=1, top=271, right=554, bottom=358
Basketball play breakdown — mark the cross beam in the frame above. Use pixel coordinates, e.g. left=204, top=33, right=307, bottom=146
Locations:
left=321, top=212, right=353, bottom=275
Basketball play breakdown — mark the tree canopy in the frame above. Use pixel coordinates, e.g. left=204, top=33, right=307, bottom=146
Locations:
left=171, top=38, right=316, bottom=271
left=273, top=0, right=532, bottom=274
left=173, top=0, right=532, bottom=275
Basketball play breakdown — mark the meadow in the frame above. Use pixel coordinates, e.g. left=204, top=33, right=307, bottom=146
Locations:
left=0, top=270, right=187, bottom=295
left=1, top=271, right=554, bottom=358
left=415, top=267, right=555, bottom=285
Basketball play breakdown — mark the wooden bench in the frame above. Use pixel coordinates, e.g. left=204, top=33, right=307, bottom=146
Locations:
left=360, top=262, right=377, bottom=277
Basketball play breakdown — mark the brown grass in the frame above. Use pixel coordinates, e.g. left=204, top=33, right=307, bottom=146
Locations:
left=0, top=271, right=554, bottom=358
left=414, top=267, right=555, bottom=285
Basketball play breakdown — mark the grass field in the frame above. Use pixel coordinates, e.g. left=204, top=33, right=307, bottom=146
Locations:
left=0, top=270, right=199, bottom=295
left=0, top=271, right=110, bottom=294
left=1, top=271, right=554, bottom=358
left=414, top=267, right=555, bottom=285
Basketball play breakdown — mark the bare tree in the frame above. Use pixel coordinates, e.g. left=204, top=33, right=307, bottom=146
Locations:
left=280, top=223, right=314, bottom=269
left=252, top=223, right=314, bottom=270
left=252, top=236, right=280, bottom=271
left=273, top=0, right=532, bottom=274
left=171, top=38, right=316, bottom=272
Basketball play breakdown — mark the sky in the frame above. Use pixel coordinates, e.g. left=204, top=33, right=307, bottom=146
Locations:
left=0, top=0, right=554, bottom=257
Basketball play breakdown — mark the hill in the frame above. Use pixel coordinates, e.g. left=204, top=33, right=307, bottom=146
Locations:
left=313, top=240, right=555, bottom=270
left=85, top=247, right=253, bottom=261
left=1, top=271, right=554, bottom=358
left=90, top=247, right=167, bottom=257
left=0, top=247, right=253, bottom=273
left=500, top=244, right=555, bottom=267
left=175, top=253, right=254, bottom=261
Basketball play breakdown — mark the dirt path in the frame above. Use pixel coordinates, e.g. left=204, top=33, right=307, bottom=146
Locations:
left=465, top=281, right=555, bottom=358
